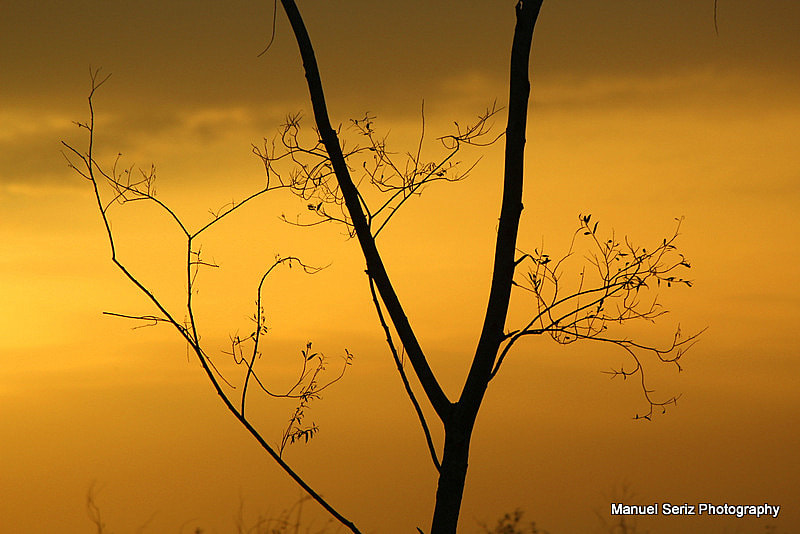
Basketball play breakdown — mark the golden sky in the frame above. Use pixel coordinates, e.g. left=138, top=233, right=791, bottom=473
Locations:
left=1, top=1, right=799, bottom=532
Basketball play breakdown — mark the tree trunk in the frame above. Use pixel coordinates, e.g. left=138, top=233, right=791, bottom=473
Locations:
left=430, top=411, right=474, bottom=533
left=429, top=2, right=542, bottom=532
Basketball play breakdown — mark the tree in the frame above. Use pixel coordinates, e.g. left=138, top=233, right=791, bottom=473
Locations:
left=480, top=509, right=547, bottom=534
left=63, top=1, right=701, bottom=533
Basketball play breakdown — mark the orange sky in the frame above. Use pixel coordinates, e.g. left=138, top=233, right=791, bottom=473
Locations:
left=2, top=2, right=799, bottom=533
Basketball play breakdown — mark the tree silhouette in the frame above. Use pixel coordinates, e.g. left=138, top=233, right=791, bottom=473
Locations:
left=63, top=1, right=702, bottom=533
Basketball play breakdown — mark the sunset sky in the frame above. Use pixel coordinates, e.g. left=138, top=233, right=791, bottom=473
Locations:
left=2, top=1, right=799, bottom=532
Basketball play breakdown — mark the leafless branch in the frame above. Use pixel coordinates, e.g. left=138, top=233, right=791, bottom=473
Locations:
left=86, top=482, right=107, bottom=534
left=368, top=276, right=441, bottom=472
left=493, top=215, right=704, bottom=419
left=253, top=103, right=502, bottom=239
left=63, top=70, right=359, bottom=533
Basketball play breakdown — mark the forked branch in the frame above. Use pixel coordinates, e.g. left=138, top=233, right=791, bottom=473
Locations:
left=62, top=68, right=360, bottom=534
left=253, top=102, right=501, bottom=239
left=279, top=0, right=452, bottom=423
left=368, top=276, right=441, bottom=472
left=495, top=214, right=704, bottom=419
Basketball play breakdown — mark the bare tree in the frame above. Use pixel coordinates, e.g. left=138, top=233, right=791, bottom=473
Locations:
left=595, top=484, right=650, bottom=534
left=63, top=1, right=701, bottom=533
left=480, top=508, right=548, bottom=534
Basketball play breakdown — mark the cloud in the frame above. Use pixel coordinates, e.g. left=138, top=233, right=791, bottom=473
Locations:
left=0, top=117, right=78, bottom=188
left=0, top=110, right=76, bottom=144
left=0, top=102, right=294, bottom=191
